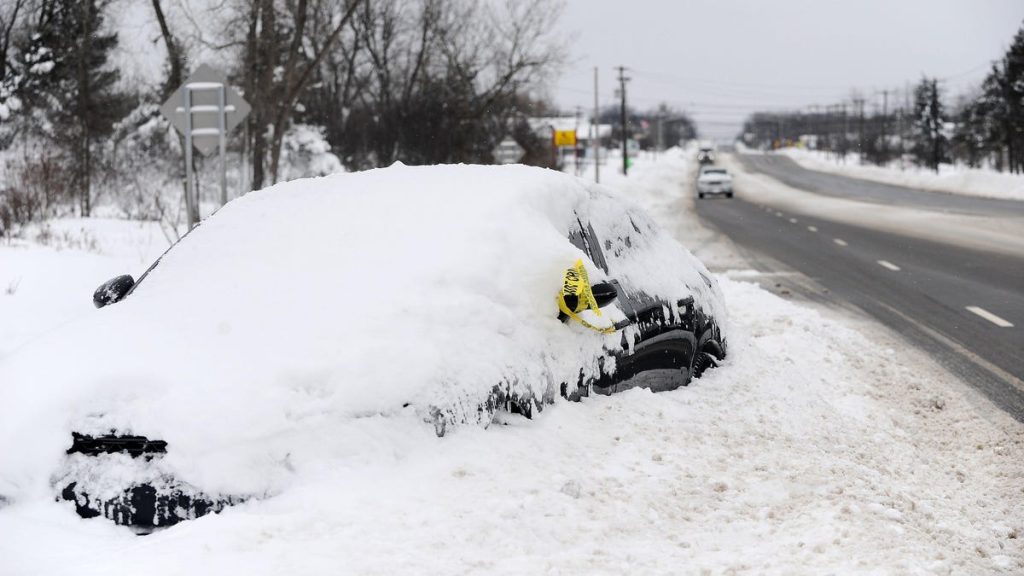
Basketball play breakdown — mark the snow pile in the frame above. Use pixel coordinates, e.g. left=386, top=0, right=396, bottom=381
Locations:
left=0, top=163, right=720, bottom=503
left=0, top=152, right=1021, bottom=574
left=1, top=274, right=1021, bottom=574
left=278, top=124, right=344, bottom=182
left=778, top=147, right=1024, bottom=201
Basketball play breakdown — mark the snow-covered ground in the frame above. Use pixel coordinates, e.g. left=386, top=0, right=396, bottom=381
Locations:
left=0, top=218, right=169, bottom=361
left=777, top=147, right=1024, bottom=202
left=1, top=151, right=1022, bottom=574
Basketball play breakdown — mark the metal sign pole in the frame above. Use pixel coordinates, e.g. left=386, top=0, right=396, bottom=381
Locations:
left=594, top=66, right=600, bottom=183
left=161, top=64, right=251, bottom=220
left=218, top=84, right=227, bottom=206
left=183, top=87, right=196, bottom=230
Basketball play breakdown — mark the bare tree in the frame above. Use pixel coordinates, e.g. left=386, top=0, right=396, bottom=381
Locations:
left=0, top=0, right=26, bottom=83
left=239, top=0, right=362, bottom=190
left=149, top=0, right=184, bottom=100
left=329, top=0, right=563, bottom=168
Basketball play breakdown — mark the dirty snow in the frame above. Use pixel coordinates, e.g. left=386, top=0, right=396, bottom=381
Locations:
left=0, top=150, right=1022, bottom=575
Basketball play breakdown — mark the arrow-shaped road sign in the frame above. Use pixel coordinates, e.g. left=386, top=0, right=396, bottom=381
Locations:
left=160, top=64, right=251, bottom=156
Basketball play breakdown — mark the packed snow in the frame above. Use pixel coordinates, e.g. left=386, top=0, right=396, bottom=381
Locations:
left=777, top=147, right=1024, bottom=202
left=0, top=149, right=1022, bottom=574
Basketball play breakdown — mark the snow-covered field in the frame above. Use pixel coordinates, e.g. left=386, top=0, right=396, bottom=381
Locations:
left=1, top=150, right=1022, bottom=574
left=777, top=147, right=1024, bottom=202
left=0, top=218, right=169, bottom=361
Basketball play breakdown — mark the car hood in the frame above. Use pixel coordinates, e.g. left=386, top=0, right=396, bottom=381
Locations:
left=0, top=163, right=724, bottom=500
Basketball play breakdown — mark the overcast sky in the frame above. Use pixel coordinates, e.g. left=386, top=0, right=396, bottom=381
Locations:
left=551, top=0, right=1024, bottom=140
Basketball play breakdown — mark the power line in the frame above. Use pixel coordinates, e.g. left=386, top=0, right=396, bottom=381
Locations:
left=630, top=68, right=855, bottom=92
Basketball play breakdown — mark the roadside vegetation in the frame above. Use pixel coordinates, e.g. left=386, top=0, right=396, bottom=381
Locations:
left=0, top=0, right=569, bottom=238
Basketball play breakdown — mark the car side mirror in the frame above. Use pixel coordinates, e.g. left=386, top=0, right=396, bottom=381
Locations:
left=591, top=282, right=618, bottom=308
left=93, top=275, right=135, bottom=309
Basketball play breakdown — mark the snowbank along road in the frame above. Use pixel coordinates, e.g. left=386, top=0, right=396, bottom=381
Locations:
left=698, top=152, right=1024, bottom=423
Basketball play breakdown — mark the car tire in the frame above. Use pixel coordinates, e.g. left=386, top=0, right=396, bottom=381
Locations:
left=698, top=192, right=705, bottom=199
left=726, top=192, right=733, bottom=198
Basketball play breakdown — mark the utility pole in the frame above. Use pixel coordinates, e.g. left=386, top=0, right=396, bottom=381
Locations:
left=896, top=105, right=905, bottom=170
left=616, top=66, right=630, bottom=175
left=853, top=97, right=865, bottom=164
left=574, top=106, right=582, bottom=176
left=829, top=104, right=840, bottom=159
left=593, top=66, right=600, bottom=183
left=903, top=82, right=912, bottom=170
left=657, top=113, right=664, bottom=159
left=880, top=89, right=889, bottom=162
left=842, top=103, right=849, bottom=162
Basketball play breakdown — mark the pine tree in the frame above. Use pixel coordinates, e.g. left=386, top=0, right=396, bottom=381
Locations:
left=1001, top=24, right=1024, bottom=173
left=16, top=0, right=130, bottom=216
left=911, top=77, right=947, bottom=173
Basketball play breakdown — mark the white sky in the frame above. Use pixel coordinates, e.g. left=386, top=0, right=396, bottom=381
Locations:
left=551, top=0, right=1024, bottom=140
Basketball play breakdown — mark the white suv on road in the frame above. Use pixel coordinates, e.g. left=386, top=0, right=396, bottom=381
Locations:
left=696, top=166, right=733, bottom=199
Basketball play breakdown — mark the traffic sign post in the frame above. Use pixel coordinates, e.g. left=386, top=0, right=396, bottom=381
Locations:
left=493, top=136, right=525, bottom=165
left=553, top=130, right=577, bottom=148
left=552, top=130, right=578, bottom=171
left=160, top=64, right=251, bottom=230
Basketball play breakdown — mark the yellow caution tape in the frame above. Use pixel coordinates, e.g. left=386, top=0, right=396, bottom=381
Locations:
left=557, top=259, right=616, bottom=334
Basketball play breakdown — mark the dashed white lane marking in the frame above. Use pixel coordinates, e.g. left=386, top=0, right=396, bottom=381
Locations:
left=807, top=226, right=818, bottom=232
left=789, top=218, right=798, bottom=224
left=877, top=260, right=901, bottom=271
left=833, top=238, right=848, bottom=246
left=966, top=306, right=1014, bottom=328
left=775, top=212, right=783, bottom=217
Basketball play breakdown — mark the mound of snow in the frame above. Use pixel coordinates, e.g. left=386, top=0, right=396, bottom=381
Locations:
left=0, top=163, right=721, bottom=502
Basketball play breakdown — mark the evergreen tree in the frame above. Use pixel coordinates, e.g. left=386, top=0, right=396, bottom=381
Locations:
left=16, top=0, right=130, bottom=216
left=1000, top=24, right=1024, bottom=173
left=911, top=77, right=947, bottom=172
left=951, top=97, right=987, bottom=169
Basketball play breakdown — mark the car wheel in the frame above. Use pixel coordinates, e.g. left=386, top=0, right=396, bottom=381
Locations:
left=726, top=192, right=733, bottom=198
left=691, top=350, right=716, bottom=379
left=698, top=192, right=705, bottom=199
left=692, top=339, right=725, bottom=379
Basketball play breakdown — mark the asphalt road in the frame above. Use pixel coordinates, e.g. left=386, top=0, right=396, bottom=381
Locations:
left=698, top=155, right=1024, bottom=421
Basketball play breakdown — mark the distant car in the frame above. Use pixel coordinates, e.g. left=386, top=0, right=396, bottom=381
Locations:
left=697, top=149, right=715, bottom=165
left=0, top=165, right=727, bottom=531
left=697, top=166, right=733, bottom=198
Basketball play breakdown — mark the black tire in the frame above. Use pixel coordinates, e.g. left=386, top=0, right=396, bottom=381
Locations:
left=726, top=192, right=733, bottom=198
left=698, top=192, right=705, bottom=199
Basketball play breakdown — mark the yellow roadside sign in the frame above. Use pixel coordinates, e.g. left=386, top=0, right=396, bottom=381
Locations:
left=553, top=130, right=577, bottom=147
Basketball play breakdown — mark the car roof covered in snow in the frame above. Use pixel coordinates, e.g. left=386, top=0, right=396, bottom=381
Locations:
left=0, top=163, right=722, bottom=499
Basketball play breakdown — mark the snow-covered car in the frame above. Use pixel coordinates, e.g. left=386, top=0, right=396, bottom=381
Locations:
left=0, top=164, right=727, bottom=531
left=697, top=166, right=734, bottom=198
